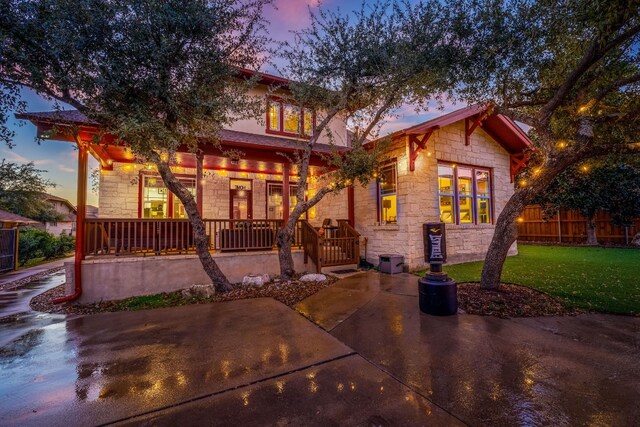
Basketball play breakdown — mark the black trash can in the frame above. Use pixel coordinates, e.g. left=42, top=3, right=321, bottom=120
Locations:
left=418, top=273, right=457, bottom=315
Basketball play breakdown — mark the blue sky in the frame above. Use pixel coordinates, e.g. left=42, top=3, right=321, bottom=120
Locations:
left=3, top=0, right=457, bottom=206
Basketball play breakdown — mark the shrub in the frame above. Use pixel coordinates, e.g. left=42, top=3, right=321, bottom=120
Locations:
left=18, top=228, right=75, bottom=266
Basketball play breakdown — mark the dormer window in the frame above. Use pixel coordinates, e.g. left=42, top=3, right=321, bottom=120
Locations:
left=267, top=97, right=314, bottom=137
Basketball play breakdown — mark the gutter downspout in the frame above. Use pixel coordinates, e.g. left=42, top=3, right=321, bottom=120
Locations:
left=54, top=137, right=88, bottom=303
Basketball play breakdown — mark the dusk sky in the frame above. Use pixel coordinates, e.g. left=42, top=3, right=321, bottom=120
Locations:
left=2, top=0, right=459, bottom=206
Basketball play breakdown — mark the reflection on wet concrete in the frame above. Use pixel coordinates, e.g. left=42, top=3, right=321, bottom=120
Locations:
left=0, top=271, right=65, bottom=318
left=330, top=290, right=640, bottom=426
left=121, top=355, right=463, bottom=426
left=0, top=298, right=352, bottom=426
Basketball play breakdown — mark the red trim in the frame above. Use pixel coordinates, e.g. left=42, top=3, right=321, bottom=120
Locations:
left=196, top=154, right=204, bottom=216
left=54, top=141, right=88, bottom=304
left=137, top=173, right=143, bottom=218
left=408, top=130, right=437, bottom=172
left=282, top=163, right=290, bottom=224
left=437, top=161, right=494, bottom=225
left=265, top=96, right=316, bottom=139
left=348, top=186, right=355, bottom=227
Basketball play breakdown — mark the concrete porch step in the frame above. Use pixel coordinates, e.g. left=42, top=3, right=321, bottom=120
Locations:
left=321, top=264, right=358, bottom=275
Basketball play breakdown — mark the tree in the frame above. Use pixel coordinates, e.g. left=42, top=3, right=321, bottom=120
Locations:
left=274, top=0, right=467, bottom=278
left=0, top=159, right=61, bottom=221
left=0, top=0, right=272, bottom=292
left=534, top=159, right=640, bottom=245
left=455, top=0, right=640, bottom=289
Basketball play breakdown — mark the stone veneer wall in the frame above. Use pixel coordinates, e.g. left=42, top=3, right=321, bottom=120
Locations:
left=354, top=121, right=518, bottom=270
left=307, top=174, right=349, bottom=227
left=99, top=163, right=292, bottom=220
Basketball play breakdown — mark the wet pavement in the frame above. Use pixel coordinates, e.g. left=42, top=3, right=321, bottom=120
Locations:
left=0, top=270, right=66, bottom=319
left=1, top=271, right=638, bottom=426
left=0, top=257, right=71, bottom=288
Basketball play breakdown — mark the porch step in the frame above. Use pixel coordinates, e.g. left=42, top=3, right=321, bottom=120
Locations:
left=321, top=264, right=358, bottom=275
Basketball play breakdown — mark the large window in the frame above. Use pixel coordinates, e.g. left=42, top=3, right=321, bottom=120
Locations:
left=438, top=163, right=491, bottom=225
left=267, top=98, right=314, bottom=137
left=142, top=175, right=195, bottom=219
left=378, top=162, right=397, bottom=224
left=267, top=182, right=299, bottom=219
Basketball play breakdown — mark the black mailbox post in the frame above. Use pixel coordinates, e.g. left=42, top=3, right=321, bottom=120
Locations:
left=418, top=223, right=457, bottom=315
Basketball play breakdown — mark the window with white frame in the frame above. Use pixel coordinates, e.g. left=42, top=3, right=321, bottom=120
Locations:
left=437, top=162, right=492, bottom=225
left=378, top=162, right=398, bottom=224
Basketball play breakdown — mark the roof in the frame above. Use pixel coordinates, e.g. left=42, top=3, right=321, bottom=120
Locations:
left=0, top=210, right=39, bottom=225
left=16, top=110, right=342, bottom=154
left=43, top=194, right=77, bottom=214
left=372, top=104, right=532, bottom=154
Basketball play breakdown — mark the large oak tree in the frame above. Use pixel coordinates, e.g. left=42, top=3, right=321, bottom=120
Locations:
left=0, top=0, right=272, bottom=291
left=456, top=0, right=640, bottom=289
left=274, top=0, right=468, bottom=277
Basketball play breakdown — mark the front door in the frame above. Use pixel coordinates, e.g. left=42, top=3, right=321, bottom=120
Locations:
left=230, top=189, right=252, bottom=219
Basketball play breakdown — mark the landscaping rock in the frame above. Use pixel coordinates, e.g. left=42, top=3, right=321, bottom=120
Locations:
left=181, top=284, right=215, bottom=299
left=631, top=233, right=640, bottom=246
left=299, top=273, right=327, bottom=282
left=242, top=274, right=270, bottom=287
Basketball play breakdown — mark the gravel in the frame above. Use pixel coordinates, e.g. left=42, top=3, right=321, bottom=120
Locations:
left=30, top=274, right=339, bottom=316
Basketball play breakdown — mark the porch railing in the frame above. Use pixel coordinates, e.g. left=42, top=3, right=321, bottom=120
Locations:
left=302, top=219, right=360, bottom=272
left=83, top=218, right=302, bottom=257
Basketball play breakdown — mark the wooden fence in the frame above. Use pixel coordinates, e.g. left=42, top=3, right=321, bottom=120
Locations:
left=517, top=205, right=640, bottom=245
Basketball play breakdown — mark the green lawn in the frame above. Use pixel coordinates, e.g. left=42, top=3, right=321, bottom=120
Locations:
left=416, top=245, right=640, bottom=315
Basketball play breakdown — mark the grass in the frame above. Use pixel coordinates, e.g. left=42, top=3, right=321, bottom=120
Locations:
left=115, top=292, right=186, bottom=311
left=416, top=245, right=640, bottom=315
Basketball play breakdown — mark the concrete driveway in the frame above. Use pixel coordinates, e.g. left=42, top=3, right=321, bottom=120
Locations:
left=1, top=271, right=638, bottom=426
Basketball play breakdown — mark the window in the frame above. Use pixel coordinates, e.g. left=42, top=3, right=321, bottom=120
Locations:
left=267, top=98, right=314, bottom=137
left=267, top=182, right=299, bottom=219
left=378, top=162, right=398, bottom=224
left=142, top=175, right=195, bottom=219
left=438, top=162, right=491, bottom=225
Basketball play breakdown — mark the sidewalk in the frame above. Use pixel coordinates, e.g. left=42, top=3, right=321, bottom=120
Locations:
left=0, top=256, right=72, bottom=289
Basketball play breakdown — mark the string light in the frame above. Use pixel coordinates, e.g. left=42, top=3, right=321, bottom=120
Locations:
left=557, top=141, right=567, bottom=149
left=517, top=217, right=524, bottom=223
left=533, top=167, right=541, bottom=175
left=519, top=179, right=527, bottom=187
left=581, top=164, right=590, bottom=173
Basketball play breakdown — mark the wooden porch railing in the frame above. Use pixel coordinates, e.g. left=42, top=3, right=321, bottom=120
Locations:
left=302, top=219, right=360, bottom=272
left=84, top=218, right=303, bottom=257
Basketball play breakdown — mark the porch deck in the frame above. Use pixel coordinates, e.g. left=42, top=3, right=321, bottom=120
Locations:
left=82, top=218, right=360, bottom=272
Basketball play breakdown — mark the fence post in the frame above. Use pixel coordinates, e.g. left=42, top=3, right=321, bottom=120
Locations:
left=557, top=211, right=562, bottom=243
left=625, top=226, right=629, bottom=245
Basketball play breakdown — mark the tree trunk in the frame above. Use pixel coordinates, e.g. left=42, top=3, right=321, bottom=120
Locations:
left=156, top=161, right=232, bottom=293
left=277, top=223, right=296, bottom=279
left=480, top=154, right=582, bottom=289
left=480, top=191, right=524, bottom=289
left=585, top=215, right=598, bottom=245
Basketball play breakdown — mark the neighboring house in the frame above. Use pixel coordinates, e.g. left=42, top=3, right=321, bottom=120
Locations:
left=42, top=194, right=77, bottom=236
left=16, top=71, right=531, bottom=303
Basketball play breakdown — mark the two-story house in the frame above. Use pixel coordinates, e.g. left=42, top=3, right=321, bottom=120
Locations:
left=17, top=71, right=530, bottom=303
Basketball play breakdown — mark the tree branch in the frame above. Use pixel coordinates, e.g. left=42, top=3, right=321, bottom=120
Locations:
left=539, top=19, right=640, bottom=123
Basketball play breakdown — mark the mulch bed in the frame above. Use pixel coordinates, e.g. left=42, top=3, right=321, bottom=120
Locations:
left=457, top=282, right=581, bottom=318
left=30, top=275, right=339, bottom=316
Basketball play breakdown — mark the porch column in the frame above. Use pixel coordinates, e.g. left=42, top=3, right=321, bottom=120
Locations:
left=196, top=153, right=204, bottom=216
left=282, top=162, right=290, bottom=224
left=76, top=141, right=88, bottom=265
left=348, top=185, right=355, bottom=227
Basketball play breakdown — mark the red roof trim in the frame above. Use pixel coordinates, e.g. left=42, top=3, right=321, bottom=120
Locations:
left=367, top=104, right=531, bottom=155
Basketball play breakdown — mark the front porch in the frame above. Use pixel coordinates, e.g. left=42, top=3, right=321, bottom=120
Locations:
left=81, top=217, right=360, bottom=272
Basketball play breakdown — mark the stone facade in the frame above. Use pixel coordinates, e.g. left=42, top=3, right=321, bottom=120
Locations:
left=99, top=163, right=300, bottom=220
left=354, top=121, right=518, bottom=270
